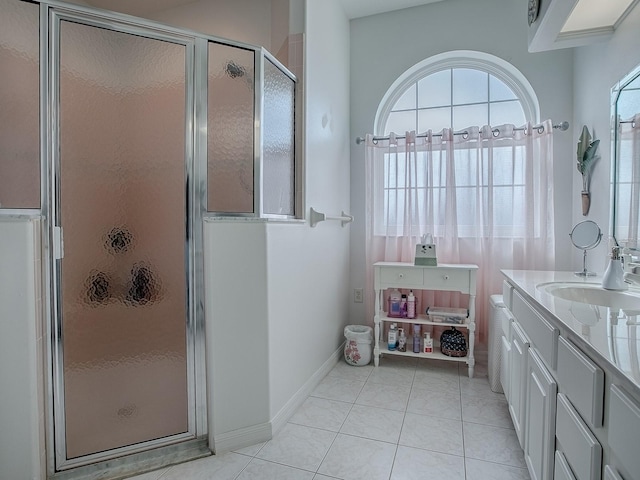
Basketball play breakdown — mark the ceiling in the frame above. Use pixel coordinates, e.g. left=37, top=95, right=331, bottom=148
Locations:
left=339, top=0, right=446, bottom=20
left=74, top=0, right=638, bottom=34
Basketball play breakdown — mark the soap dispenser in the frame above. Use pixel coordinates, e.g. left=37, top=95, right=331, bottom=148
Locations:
left=602, top=246, right=628, bottom=291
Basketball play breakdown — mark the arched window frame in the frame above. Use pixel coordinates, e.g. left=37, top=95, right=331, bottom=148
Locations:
left=374, top=50, right=540, bottom=135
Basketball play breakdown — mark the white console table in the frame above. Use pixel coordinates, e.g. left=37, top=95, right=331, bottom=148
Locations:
left=373, top=262, right=478, bottom=378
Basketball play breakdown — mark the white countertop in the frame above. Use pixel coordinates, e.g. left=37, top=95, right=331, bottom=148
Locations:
left=502, top=269, right=640, bottom=396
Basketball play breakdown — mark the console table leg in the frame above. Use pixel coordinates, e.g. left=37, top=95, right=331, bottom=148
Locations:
left=374, top=321, right=380, bottom=367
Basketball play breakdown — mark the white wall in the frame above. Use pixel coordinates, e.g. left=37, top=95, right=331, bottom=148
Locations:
left=0, top=219, right=44, bottom=480
left=203, top=0, right=351, bottom=449
left=268, top=0, right=350, bottom=423
left=571, top=6, right=640, bottom=274
left=348, top=0, right=575, bottom=328
left=204, top=221, right=271, bottom=451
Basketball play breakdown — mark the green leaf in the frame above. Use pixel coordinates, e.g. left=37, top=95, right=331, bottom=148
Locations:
left=576, top=125, right=591, bottom=168
left=581, top=139, right=600, bottom=173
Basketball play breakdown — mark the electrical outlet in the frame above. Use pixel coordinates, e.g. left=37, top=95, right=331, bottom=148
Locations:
left=354, top=288, right=363, bottom=303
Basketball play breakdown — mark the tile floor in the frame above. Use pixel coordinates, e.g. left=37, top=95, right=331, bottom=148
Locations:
left=128, top=350, right=530, bottom=480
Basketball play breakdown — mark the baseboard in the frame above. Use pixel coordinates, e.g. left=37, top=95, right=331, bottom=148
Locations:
left=210, top=422, right=272, bottom=454
left=211, top=342, right=345, bottom=453
left=270, top=342, right=345, bottom=435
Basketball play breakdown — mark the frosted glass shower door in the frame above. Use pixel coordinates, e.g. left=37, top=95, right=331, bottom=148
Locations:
left=56, top=20, right=190, bottom=461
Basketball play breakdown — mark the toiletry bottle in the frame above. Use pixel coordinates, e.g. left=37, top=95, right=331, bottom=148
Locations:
left=388, top=323, right=397, bottom=351
left=388, top=288, right=401, bottom=317
left=423, top=332, right=433, bottom=353
left=398, top=328, right=407, bottom=352
left=407, top=290, right=416, bottom=319
left=400, top=294, right=408, bottom=318
left=412, top=324, right=421, bottom=353
left=602, top=246, right=628, bottom=291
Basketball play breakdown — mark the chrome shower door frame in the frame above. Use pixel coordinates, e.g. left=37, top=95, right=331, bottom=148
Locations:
left=41, top=1, right=207, bottom=472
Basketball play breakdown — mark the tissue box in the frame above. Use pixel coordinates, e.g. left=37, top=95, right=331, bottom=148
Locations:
left=415, top=244, right=437, bottom=266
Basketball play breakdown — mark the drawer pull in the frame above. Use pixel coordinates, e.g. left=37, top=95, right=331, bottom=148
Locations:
left=443, top=275, right=449, bottom=280
left=398, top=273, right=404, bottom=279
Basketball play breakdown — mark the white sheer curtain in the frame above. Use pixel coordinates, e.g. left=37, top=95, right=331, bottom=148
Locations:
left=365, top=121, right=556, bottom=343
left=616, top=114, right=640, bottom=246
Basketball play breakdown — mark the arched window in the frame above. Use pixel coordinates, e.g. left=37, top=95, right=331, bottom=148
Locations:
left=369, top=51, right=546, bottom=238
left=375, top=50, right=539, bottom=135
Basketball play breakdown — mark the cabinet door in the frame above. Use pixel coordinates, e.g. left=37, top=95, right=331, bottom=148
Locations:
left=524, top=348, right=557, bottom=480
left=509, top=321, right=530, bottom=449
left=500, top=335, right=511, bottom=402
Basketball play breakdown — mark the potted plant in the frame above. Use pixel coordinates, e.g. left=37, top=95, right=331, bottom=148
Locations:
left=576, top=125, right=600, bottom=216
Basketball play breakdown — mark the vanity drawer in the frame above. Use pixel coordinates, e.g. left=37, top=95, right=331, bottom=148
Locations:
left=512, top=290, right=559, bottom=370
left=379, top=267, right=423, bottom=286
left=608, top=385, right=640, bottom=480
left=557, top=336, right=604, bottom=428
left=604, top=466, right=624, bottom=480
left=554, top=451, right=577, bottom=480
left=502, top=280, right=514, bottom=310
left=556, top=393, right=602, bottom=480
left=422, top=268, right=470, bottom=292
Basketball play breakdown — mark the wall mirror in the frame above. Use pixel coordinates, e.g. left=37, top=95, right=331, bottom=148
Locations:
left=611, top=64, right=640, bottom=249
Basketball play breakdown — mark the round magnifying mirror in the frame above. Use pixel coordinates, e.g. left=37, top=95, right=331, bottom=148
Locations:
left=570, top=220, right=602, bottom=276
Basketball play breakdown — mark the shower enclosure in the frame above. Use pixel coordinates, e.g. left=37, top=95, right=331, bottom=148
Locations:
left=0, top=0, right=297, bottom=475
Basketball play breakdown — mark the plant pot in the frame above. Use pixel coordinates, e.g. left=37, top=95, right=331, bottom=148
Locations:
left=582, top=191, right=590, bottom=216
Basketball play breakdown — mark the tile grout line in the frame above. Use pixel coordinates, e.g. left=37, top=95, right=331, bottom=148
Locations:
left=312, top=368, right=368, bottom=478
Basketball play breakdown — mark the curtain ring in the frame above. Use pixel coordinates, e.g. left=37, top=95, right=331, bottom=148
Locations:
left=462, top=131, right=469, bottom=140
left=492, top=128, right=500, bottom=137
left=537, top=125, right=545, bottom=134
left=633, top=121, right=637, bottom=128
left=372, top=138, right=378, bottom=145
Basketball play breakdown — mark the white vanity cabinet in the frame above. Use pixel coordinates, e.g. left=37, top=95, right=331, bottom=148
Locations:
left=373, top=262, right=478, bottom=377
left=501, top=270, right=640, bottom=480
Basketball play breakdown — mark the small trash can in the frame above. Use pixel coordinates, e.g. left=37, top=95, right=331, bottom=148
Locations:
left=344, top=325, right=373, bottom=366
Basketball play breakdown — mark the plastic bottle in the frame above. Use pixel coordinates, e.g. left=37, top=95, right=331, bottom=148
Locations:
left=602, top=246, right=627, bottom=291
left=400, top=294, right=408, bottom=318
left=412, top=324, right=421, bottom=353
left=423, top=332, right=433, bottom=353
left=388, top=288, right=402, bottom=317
left=388, top=323, right=398, bottom=351
left=407, top=290, right=416, bottom=319
left=398, top=328, right=407, bottom=352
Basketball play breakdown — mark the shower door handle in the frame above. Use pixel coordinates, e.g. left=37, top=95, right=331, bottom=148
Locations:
left=53, top=226, right=64, bottom=260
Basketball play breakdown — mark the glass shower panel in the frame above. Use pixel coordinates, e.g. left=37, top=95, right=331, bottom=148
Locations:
left=0, top=0, right=40, bottom=209
left=262, top=59, right=295, bottom=216
left=59, top=20, right=188, bottom=459
left=207, top=42, right=255, bottom=213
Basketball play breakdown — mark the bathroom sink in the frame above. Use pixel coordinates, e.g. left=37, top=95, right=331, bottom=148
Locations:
left=537, top=282, right=640, bottom=310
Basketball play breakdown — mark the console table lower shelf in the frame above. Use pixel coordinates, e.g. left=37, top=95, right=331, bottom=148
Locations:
left=376, top=341, right=469, bottom=363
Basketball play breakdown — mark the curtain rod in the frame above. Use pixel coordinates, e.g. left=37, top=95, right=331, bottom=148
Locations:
left=355, top=121, right=570, bottom=145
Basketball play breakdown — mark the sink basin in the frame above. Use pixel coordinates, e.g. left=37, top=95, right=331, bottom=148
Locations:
left=537, top=282, right=640, bottom=311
